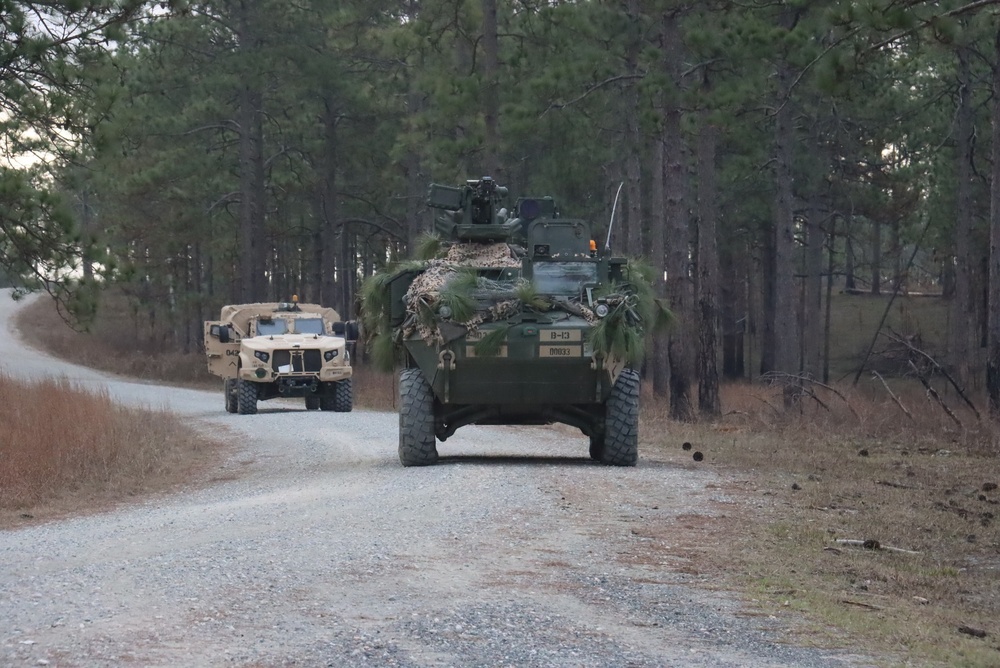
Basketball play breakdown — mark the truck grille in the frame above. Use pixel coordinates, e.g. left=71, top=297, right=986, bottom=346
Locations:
left=271, top=349, right=322, bottom=373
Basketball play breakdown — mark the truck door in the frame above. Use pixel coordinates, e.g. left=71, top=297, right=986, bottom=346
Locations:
left=204, top=321, right=241, bottom=378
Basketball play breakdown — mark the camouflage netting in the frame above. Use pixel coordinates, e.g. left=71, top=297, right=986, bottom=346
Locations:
left=402, top=243, right=530, bottom=345
left=360, top=241, right=670, bottom=372
left=444, top=242, right=520, bottom=268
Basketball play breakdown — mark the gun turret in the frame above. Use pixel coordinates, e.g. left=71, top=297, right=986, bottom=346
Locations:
left=429, top=177, right=521, bottom=243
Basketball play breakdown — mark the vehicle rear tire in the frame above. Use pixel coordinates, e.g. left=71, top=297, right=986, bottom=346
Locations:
left=305, top=394, right=320, bottom=410
left=398, top=368, right=437, bottom=466
left=601, top=368, right=639, bottom=466
left=236, top=379, right=258, bottom=415
left=332, top=379, right=353, bottom=412
left=224, top=378, right=238, bottom=414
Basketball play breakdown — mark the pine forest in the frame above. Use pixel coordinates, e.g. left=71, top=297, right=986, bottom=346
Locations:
left=7, top=0, right=1000, bottom=419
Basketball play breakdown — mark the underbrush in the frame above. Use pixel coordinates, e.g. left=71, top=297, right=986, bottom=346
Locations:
left=17, top=290, right=216, bottom=387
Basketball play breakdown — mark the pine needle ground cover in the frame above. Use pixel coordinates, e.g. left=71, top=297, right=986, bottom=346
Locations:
left=647, top=381, right=1000, bottom=667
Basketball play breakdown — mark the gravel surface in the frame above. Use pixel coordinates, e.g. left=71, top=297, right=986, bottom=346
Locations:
left=0, top=291, right=877, bottom=667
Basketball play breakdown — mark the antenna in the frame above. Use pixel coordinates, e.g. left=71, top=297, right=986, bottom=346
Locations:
left=604, top=182, right=625, bottom=252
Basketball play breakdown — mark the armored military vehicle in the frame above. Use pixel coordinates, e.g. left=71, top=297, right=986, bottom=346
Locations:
left=363, top=177, right=659, bottom=467
left=204, top=298, right=354, bottom=414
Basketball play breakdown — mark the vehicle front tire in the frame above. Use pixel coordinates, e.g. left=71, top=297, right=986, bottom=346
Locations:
left=601, top=368, right=639, bottom=466
left=398, top=368, right=437, bottom=466
left=332, top=378, right=352, bottom=412
left=305, top=394, right=320, bottom=410
left=224, top=378, right=238, bottom=414
left=236, top=379, right=258, bottom=415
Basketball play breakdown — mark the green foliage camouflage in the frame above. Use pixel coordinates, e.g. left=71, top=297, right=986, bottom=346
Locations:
left=360, top=249, right=668, bottom=372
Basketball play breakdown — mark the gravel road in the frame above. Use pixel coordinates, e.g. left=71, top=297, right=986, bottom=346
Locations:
left=0, top=291, right=875, bottom=667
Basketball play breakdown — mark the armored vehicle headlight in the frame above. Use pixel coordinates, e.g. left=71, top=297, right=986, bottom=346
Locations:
left=438, top=305, right=452, bottom=319
left=595, top=303, right=610, bottom=318
left=324, top=350, right=339, bottom=362
left=254, top=351, right=270, bottom=362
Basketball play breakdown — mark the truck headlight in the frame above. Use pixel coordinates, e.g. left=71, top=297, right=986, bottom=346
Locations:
left=595, top=303, right=610, bottom=318
left=254, top=351, right=270, bottom=362
left=324, top=350, right=339, bottom=362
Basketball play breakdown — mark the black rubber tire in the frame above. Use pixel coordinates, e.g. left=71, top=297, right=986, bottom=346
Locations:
left=305, top=395, right=320, bottom=410
left=601, top=368, right=639, bottom=466
left=332, top=379, right=353, bottom=412
left=319, top=384, right=336, bottom=411
left=236, top=378, right=258, bottom=415
left=224, top=378, right=238, bottom=414
left=589, top=434, right=605, bottom=461
left=398, top=368, right=437, bottom=466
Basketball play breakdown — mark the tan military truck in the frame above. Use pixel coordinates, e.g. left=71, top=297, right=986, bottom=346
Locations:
left=204, top=298, right=354, bottom=414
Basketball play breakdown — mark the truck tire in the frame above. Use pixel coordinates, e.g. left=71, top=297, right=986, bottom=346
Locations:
left=332, top=379, right=352, bottom=412
left=589, top=434, right=605, bottom=461
left=319, top=384, right=336, bottom=411
left=305, top=394, right=320, bottom=410
left=224, top=378, right=238, bottom=414
left=398, top=368, right=437, bottom=466
left=601, top=368, right=639, bottom=466
left=236, top=379, right=258, bottom=415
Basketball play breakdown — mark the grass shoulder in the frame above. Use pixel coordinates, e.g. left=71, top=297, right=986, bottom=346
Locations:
left=643, top=383, right=1000, bottom=666
left=2, top=294, right=229, bottom=529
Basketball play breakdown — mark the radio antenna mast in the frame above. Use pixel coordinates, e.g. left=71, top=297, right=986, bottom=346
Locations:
left=605, top=182, right=624, bottom=252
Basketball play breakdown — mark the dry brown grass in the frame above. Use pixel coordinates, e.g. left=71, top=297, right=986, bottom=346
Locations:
left=0, top=373, right=222, bottom=529
left=642, top=380, right=1000, bottom=666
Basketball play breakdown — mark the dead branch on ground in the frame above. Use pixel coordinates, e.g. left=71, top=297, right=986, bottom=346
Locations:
left=885, top=330, right=981, bottom=420
left=762, top=372, right=860, bottom=419
left=908, top=360, right=962, bottom=428
left=834, top=538, right=921, bottom=555
left=871, top=370, right=915, bottom=422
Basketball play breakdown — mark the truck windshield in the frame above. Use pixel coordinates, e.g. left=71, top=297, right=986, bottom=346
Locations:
left=294, top=318, right=325, bottom=335
left=532, top=262, right=599, bottom=297
left=256, top=319, right=288, bottom=336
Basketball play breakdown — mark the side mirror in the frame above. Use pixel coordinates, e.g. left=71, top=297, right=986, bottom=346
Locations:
left=210, top=324, right=230, bottom=344
left=345, top=321, right=359, bottom=342
left=332, top=321, right=359, bottom=341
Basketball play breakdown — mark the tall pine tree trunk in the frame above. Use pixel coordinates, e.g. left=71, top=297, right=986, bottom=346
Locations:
left=803, top=197, right=824, bottom=380
left=235, top=0, right=265, bottom=302
left=650, top=121, right=669, bottom=398
left=720, top=241, right=745, bottom=379
left=870, top=219, right=882, bottom=296
left=237, top=83, right=265, bottom=302
left=773, top=59, right=799, bottom=404
left=988, top=25, right=1000, bottom=420
left=320, top=100, right=339, bottom=309
left=661, top=12, right=693, bottom=420
left=951, top=45, right=974, bottom=389
left=696, top=102, right=720, bottom=416
left=622, top=0, right=643, bottom=258
left=845, top=213, right=856, bottom=292
left=481, top=0, right=499, bottom=178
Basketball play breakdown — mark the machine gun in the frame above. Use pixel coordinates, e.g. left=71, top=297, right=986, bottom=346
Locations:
left=427, top=176, right=557, bottom=244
